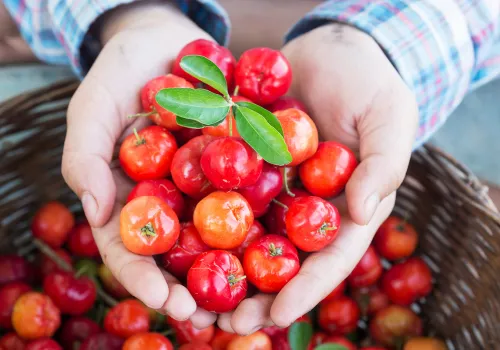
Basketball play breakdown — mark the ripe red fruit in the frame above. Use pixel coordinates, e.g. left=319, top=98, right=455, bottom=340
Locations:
left=12, top=292, right=61, bottom=340
left=120, top=196, right=180, bottom=255
left=39, top=249, right=72, bottom=278
left=234, top=47, right=292, bottom=105
left=211, top=328, right=238, bottom=350
left=307, top=333, right=327, bottom=350
left=274, top=109, right=319, bottom=166
left=123, top=333, right=173, bottom=350
left=381, top=257, right=433, bottom=306
left=369, top=305, right=422, bottom=347
left=187, top=250, right=247, bottom=313
left=322, top=280, right=346, bottom=304
left=140, top=74, right=194, bottom=130
left=119, top=125, right=177, bottom=181
left=67, top=222, right=99, bottom=258
left=0, top=333, right=25, bottom=350
left=0, top=255, right=34, bottom=286
left=97, top=264, right=131, bottom=299
left=374, top=216, right=418, bottom=261
left=352, top=285, right=390, bottom=317
left=59, top=317, right=101, bottom=349
left=404, top=337, right=448, bottom=350
left=25, top=339, right=62, bottom=350
left=203, top=95, right=252, bottom=138
left=321, top=336, right=357, bottom=350
left=227, top=331, right=272, bottom=350
left=171, top=135, right=217, bottom=199
left=285, top=196, right=340, bottom=252
left=348, top=246, right=383, bottom=288
left=266, top=96, right=308, bottom=113
left=173, top=127, right=203, bottom=146
left=228, top=220, right=266, bottom=261
left=166, top=317, right=214, bottom=345
left=161, top=222, right=210, bottom=280
left=201, top=137, right=263, bottom=191
left=299, top=141, right=358, bottom=198
left=43, top=272, right=96, bottom=315
left=179, top=343, right=213, bottom=350
left=265, top=188, right=309, bottom=236
left=79, top=333, right=124, bottom=350
left=243, top=234, right=300, bottom=293
left=31, top=201, right=74, bottom=248
left=104, top=299, right=150, bottom=338
left=318, top=296, right=360, bottom=335
left=0, top=282, right=31, bottom=329
left=193, top=191, right=253, bottom=249
left=127, top=179, right=185, bottom=219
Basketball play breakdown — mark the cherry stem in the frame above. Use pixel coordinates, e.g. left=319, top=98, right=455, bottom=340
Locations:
left=128, top=109, right=155, bottom=119
left=233, top=85, right=240, bottom=96
left=269, top=243, right=283, bottom=257
left=161, top=329, right=175, bottom=336
left=228, top=274, right=247, bottom=286
left=133, top=128, right=146, bottom=146
left=272, top=198, right=288, bottom=210
left=228, top=115, right=233, bottom=137
left=282, top=168, right=295, bottom=197
left=396, top=212, right=410, bottom=231
left=141, top=222, right=157, bottom=237
left=74, top=264, right=90, bottom=279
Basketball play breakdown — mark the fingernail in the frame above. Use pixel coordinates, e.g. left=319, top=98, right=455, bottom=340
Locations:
left=363, top=193, right=379, bottom=224
left=82, top=192, right=98, bottom=224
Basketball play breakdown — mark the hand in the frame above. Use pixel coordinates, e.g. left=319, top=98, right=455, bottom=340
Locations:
left=61, top=1, right=216, bottom=325
left=0, top=1, right=36, bottom=63
left=216, top=23, right=419, bottom=333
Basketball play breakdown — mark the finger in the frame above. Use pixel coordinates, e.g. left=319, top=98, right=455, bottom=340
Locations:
left=158, top=269, right=197, bottom=321
left=190, top=308, right=218, bottom=329
left=229, top=294, right=276, bottom=335
left=270, top=193, right=395, bottom=327
left=217, top=312, right=235, bottom=334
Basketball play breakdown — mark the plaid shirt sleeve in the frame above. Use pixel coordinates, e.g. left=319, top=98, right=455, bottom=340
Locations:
left=286, top=0, right=500, bottom=147
left=3, top=0, right=230, bottom=77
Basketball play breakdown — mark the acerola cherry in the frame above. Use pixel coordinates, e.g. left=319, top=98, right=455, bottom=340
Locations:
left=0, top=333, right=25, bottom=350
left=123, top=333, right=173, bottom=350
left=0, top=282, right=31, bottom=329
left=187, top=250, right=247, bottom=313
left=285, top=196, right=340, bottom=252
left=321, top=336, right=357, bottom=350
left=59, top=317, right=101, bottom=349
left=193, top=191, right=253, bottom=249
left=171, top=135, right=217, bottom=199
left=318, top=296, right=360, bottom=335
left=404, top=337, right=448, bottom=350
left=243, top=234, right=300, bottom=293
left=39, top=249, right=72, bottom=278
left=369, top=305, right=422, bottom=347
left=79, top=333, right=124, bottom=350
left=97, top=264, right=131, bottom=299
left=179, top=343, right=212, bottom=350
left=348, top=246, right=383, bottom=288
left=183, top=197, right=200, bottom=221
left=119, top=125, right=177, bottom=181
left=299, top=141, right=358, bottom=198
left=352, top=285, right=390, bottom=317
left=234, top=47, right=292, bottom=105
left=321, top=280, right=346, bottom=304
left=173, top=127, right=203, bottom=146
left=166, top=317, right=214, bottom=345
left=227, top=331, right=272, bottom=350
left=307, top=333, right=327, bottom=350
left=120, top=196, right=180, bottom=255
left=12, top=292, right=61, bottom=340
left=265, top=189, right=309, bottom=236
left=127, top=179, right=185, bottom=219
left=31, top=201, right=74, bottom=248
left=201, top=137, right=263, bottom=191
left=266, top=96, right=308, bottom=113
left=67, top=222, right=99, bottom=258
left=43, top=272, right=96, bottom=315
left=25, top=339, right=62, bottom=350
left=228, top=220, right=266, bottom=261
left=104, top=299, right=150, bottom=338
left=161, top=222, right=210, bottom=280
left=381, top=257, right=432, bottom=306
left=274, top=108, right=318, bottom=166
left=374, top=216, right=418, bottom=261
left=211, top=328, right=238, bottom=350
left=0, top=255, right=34, bottom=286
left=203, top=95, right=252, bottom=138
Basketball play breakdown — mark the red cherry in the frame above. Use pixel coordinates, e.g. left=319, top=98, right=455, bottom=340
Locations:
left=104, top=299, right=150, bottom=338
left=0, top=282, right=31, bottom=329
left=203, top=95, right=252, bottom=138
left=234, top=47, right=292, bottom=105
left=187, top=250, right=247, bottom=313
left=299, top=141, right=358, bottom=198
left=166, top=317, right=214, bottom=345
left=227, top=331, right=272, bottom=350
left=123, top=333, right=174, bottom=350
left=321, top=336, right=357, bottom=350
left=97, top=264, right=131, bottom=299
left=243, top=234, right=300, bottom=293
left=171, top=135, right=217, bottom=199
left=39, top=249, right=72, bottom=279
left=369, top=305, right=422, bottom=347
left=374, top=216, right=418, bottom=261
left=321, top=280, right=346, bottom=304
left=266, top=96, right=308, bottom=113
left=348, top=246, right=383, bottom=288
left=307, top=332, right=327, bottom=350
left=59, top=316, right=101, bottom=349
left=120, top=196, right=180, bottom=255
left=352, top=285, right=390, bottom=317
left=228, top=220, right=266, bottom=261
left=127, top=179, right=185, bottom=219
left=67, top=222, right=99, bottom=258
left=161, top=222, right=210, bottom=280
left=173, top=128, right=203, bottom=146
left=182, top=197, right=200, bottom=221
left=381, top=257, right=432, bottom=306
left=31, top=201, right=74, bottom=248
left=25, top=339, right=62, bottom=350
left=201, top=137, right=263, bottom=191
left=179, top=343, right=212, bottom=350
left=264, top=189, right=309, bottom=236
left=0, top=333, right=25, bottom=350
left=211, top=328, right=238, bottom=350
left=0, top=255, right=34, bottom=287
left=318, top=296, right=360, bottom=335
left=119, top=125, right=177, bottom=181
left=79, top=333, right=124, bottom=350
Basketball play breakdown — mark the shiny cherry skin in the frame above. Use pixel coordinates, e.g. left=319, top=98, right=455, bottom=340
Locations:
left=187, top=250, right=247, bottom=313
left=374, top=216, right=418, bottom=261
left=381, top=257, right=433, bottom=306
left=173, top=127, right=203, bottom=146
left=79, top=333, right=124, bottom=350
left=0, top=282, right=31, bottom=329
left=161, top=222, right=210, bottom=280
left=369, top=305, right=422, bottom=347
left=238, top=164, right=283, bottom=218
left=171, top=135, right=217, bottom=199
left=173, top=39, right=236, bottom=91
left=194, top=191, right=253, bottom=249
left=348, top=246, right=383, bottom=288
left=299, top=141, right=358, bottom=198
left=25, top=339, right=62, bottom=350
left=201, top=137, right=263, bottom=191
left=141, top=74, right=194, bottom=131
left=266, top=96, right=308, bottom=113
left=59, top=316, right=101, bottom=349
left=179, top=343, right=213, bottom=350
left=228, top=220, right=266, bottom=261
left=97, top=264, right=131, bottom=299
left=31, top=201, right=74, bottom=248
left=203, top=95, right=252, bottom=138
left=104, top=299, right=150, bottom=338
left=123, top=333, right=173, bottom=350
left=274, top=109, right=318, bottom=166
left=166, top=317, right=214, bottom=345
left=12, top=292, right=61, bottom=340
left=119, top=125, right=178, bottom=181
left=211, top=328, right=238, bottom=350
left=227, top=331, right=272, bottom=350
left=321, top=336, right=357, bottom=350
left=67, top=222, right=99, bottom=258
left=39, top=249, right=72, bottom=279
left=318, top=296, right=360, bottom=335
left=127, top=179, right=185, bottom=219
left=0, top=255, right=34, bottom=286
left=43, top=272, right=96, bottom=315
left=120, top=196, right=180, bottom=255
left=285, top=196, right=341, bottom=252
left=404, top=337, right=448, bottom=350
left=0, top=333, right=25, bottom=350
left=243, top=234, right=300, bottom=293
left=234, top=47, right=292, bottom=105
left=321, top=280, right=346, bottom=304
left=264, top=188, right=309, bottom=236
left=352, top=284, right=390, bottom=317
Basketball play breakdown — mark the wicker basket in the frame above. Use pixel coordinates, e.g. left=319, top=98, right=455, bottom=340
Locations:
left=1, top=80, right=500, bottom=350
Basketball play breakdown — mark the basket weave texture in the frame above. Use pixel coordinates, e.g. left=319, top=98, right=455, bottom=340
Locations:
left=1, top=80, right=499, bottom=350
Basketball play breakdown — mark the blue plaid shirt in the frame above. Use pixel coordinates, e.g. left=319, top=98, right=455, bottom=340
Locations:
left=4, top=0, right=500, bottom=145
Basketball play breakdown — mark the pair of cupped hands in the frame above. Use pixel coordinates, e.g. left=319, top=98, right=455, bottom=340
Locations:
left=62, top=2, right=418, bottom=335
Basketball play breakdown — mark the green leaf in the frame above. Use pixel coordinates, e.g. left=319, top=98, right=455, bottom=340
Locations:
left=180, top=55, right=229, bottom=97
left=315, top=345, right=349, bottom=350
left=234, top=106, right=292, bottom=166
left=175, top=116, right=223, bottom=129
left=288, top=321, right=313, bottom=350
left=156, top=88, right=230, bottom=125
left=235, top=101, right=284, bottom=136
